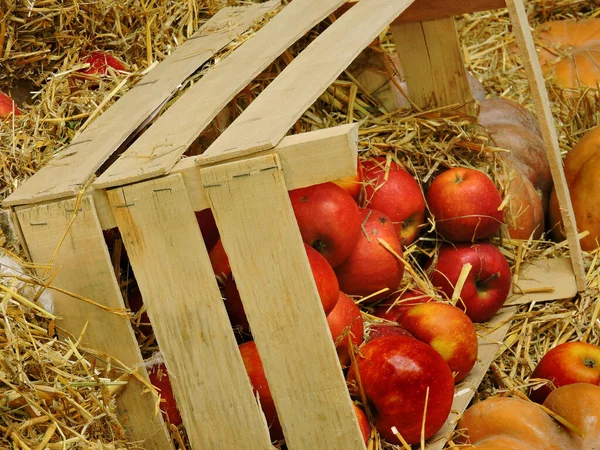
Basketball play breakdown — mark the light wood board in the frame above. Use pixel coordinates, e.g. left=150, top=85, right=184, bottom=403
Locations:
left=174, top=123, right=358, bottom=212
left=198, top=0, right=417, bottom=164
left=201, top=154, right=366, bottom=450
left=505, top=0, right=586, bottom=291
left=391, top=17, right=475, bottom=114
left=507, top=257, right=577, bottom=305
left=108, top=175, right=272, bottom=450
left=425, top=306, right=515, bottom=449
left=94, top=0, right=347, bottom=190
left=15, top=197, right=173, bottom=450
left=3, top=2, right=276, bottom=207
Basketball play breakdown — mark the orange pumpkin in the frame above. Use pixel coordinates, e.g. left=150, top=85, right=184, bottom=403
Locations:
left=549, top=126, right=600, bottom=250
left=536, top=19, right=600, bottom=90
left=458, top=383, right=600, bottom=450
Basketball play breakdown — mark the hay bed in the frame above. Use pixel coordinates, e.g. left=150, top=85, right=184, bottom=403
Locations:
left=1, top=0, right=599, bottom=449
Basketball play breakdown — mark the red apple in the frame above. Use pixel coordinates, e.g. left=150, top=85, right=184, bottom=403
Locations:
left=366, top=323, right=413, bottom=341
left=335, top=208, right=404, bottom=303
left=147, top=359, right=183, bottom=426
left=333, top=157, right=364, bottom=199
left=290, top=182, right=362, bottom=267
left=426, top=242, right=511, bottom=323
left=372, top=289, right=433, bottom=322
left=426, top=167, right=504, bottom=242
left=353, top=404, right=371, bottom=444
left=399, top=302, right=478, bottom=382
left=239, top=341, right=283, bottom=442
left=195, top=208, right=220, bottom=252
left=0, top=91, right=21, bottom=116
left=360, top=157, right=426, bottom=245
left=209, top=239, right=231, bottom=282
left=225, top=243, right=340, bottom=335
left=529, top=341, right=600, bottom=404
left=350, top=335, right=455, bottom=445
left=326, top=291, right=364, bottom=366
left=80, top=51, right=126, bottom=75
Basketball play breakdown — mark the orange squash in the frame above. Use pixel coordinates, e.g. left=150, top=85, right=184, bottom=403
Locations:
left=536, top=19, right=600, bottom=90
left=549, top=126, right=600, bottom=250
left=458, top=383, right=600, bottom=450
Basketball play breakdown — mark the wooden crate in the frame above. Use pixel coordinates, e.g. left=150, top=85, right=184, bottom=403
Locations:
left=3, top=0, right=585, bottom=448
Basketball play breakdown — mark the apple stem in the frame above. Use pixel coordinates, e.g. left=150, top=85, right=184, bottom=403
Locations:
left=477, top=271, right=501, bottom=286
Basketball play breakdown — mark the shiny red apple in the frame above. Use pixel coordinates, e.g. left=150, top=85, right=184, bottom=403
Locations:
left=239, top=341, right=283, bottom=442
left=360, top=157, right=426, bottom=245
left=353, top=404, right=371, bottom=444
left=366, top=323, right=413, bottom=341
left=426, top=167, right=503, bottom=242
left=209, top=239, right=230, bottom=282
left=426, top=242, right=511, bottom=323
left=372, top=289, right=433, bottom=322
left=147, top=360, right=183, bottom=426
left=326, top=291, right=364, bottom=366
left=335, top=208, right=404, bottom=303
left=333, top=156, right=364, bottom=199
left=290, top=182, right=362, bottom=267
left=0, top=91, right=21, bottom=116
left=529, top=341, right=600, bottom=404
left=80, top=51, right=126, bottom=75
left=399, top=302, right=478, bottom=382
left=350, top=335, right=455, bottom=445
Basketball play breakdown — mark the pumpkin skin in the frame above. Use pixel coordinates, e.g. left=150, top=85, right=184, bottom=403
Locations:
left=549, top=126, right=600, bottom=250
left=536, top=19, right=600, bottom=90
left=478, top=97, right=542, bottom=139
left=458, top=383, right=600, bottom=450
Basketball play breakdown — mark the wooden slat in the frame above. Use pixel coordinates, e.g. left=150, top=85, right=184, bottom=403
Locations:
left=94, top=0, right=347, bottom=190
left=505, top=0, right=586, bottom=291
left=426, top=306, right=515, bottom=450
left=174, top=123, right=358, bottom=212
left=398, top=0, right=506, bottom=22
left=3, top=2, right=276, bottom=207
left=201, top=154, right=366, bottom=450
left=198, top=0, right=417, bottom=164
left=108, top=175, right=272, bottom=450
left=390, top=17, right=475, bottom=113
left=507, top=257, right=577, bottom=305
left=15, top=197, right=173, bottom=450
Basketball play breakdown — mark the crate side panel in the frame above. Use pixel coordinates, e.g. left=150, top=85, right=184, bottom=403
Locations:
left=505, top=0, right=586, bottom=290
left=397, top=0, right=506, bottom=22
left=198, top=0, right=417, bottom=165
left=108, top=174, right=272, bottom=450
left=201, top=154, right=366, bottom=450
left=173, top=123, right=359, bottom=212
left=94, top=0, right=346, bottom=190
left=391, top=17, right=474, bottom=113
left=16, top=196, right=173, bottom=450
left=4, top=3, right=274, bottom=207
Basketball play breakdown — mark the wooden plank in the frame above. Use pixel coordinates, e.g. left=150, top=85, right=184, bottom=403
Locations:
left=398, top=0, right=506, bottom=22
left=507, top=257, right=577, bottom=305
left=198, top=0, right=417, bottom=165
left=174, top=123, right=358, bottom=212
left=16, top=197, right=173, bottom=450
left=390, top=17, right=475, bottom=113
left=3, top=3, right=276, bottom=207
left=505, top=0, right=586, bottom=291
left=201, top=154, right=366, bottom=450
left=94, top=0, right=346, bottom=190
left=425, top=306, right=515, bottom=449
left=108, top=175, right=272, bottom=450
